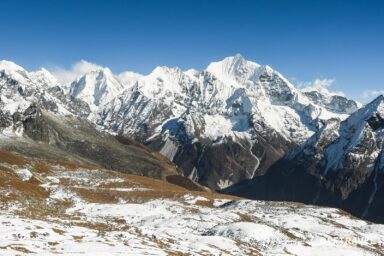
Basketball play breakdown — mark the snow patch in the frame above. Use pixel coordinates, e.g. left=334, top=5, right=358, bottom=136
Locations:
left=14, top=168, right=32, bottom=181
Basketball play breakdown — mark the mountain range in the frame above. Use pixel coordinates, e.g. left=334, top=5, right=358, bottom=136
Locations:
left=0, top=55, right=382, bottom=224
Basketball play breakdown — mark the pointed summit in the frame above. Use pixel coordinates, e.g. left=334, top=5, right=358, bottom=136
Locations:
left=29, top=68, right=58, bottom=86
left=69, top=68, right=125, bottom=111
left=352, top=94, right=384, bottom=122
left=369, top=94, right=384, bottom=105
left=228, top=53, right=247, bottom=65
left=206, top=54, right=262, bottom=83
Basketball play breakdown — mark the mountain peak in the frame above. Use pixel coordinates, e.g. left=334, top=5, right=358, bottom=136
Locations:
left=29, top=68, right=58, bottom=86
left=371, top=94, right=384, bottom=103
left=80, top=66, right=113, bottom=78
left=100, top=67, right=113, bottom=76
left=0, top=60, right=25, bottom=72
left=206, top=54, right=262, bottom=82
left=184, top=68, right=200, bottom=77
left=207, top=54, right=250, bottom=71
left=151, top=66, right=183, bottom=76
left=364, top=94, right=384, bottom=115
left=69, top=67, right=125, bottom=110
left=342, top=94, right=384, bottom=132
left=0, top=60, right=29, bottom=81
left=230, top=53, right=246, bottom=63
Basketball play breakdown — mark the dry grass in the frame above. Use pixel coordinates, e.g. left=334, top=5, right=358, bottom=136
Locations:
left=52, top=228, right=66, bottom=235
left=194, top=199, right=214, bottom=208
left=72, top=235, right=84, bottom=242
left=237, top=213, right=254, bottom=222
left=0, top=150, right=28, bottom=165
left=280, top=229, right=301, bottom=240
left=7, top=246, right=34, bottom=254
left=0, top=166, right=49, bottom=201
left=74, top=187, right=120, bottom=204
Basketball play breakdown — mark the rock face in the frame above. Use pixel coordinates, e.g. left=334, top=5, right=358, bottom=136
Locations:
left=21, top=104, right=50, bottom=142
left=226, top=95, right=384, bottom=223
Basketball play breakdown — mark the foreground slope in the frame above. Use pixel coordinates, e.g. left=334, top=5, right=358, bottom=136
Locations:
left=0, top=150, right=383, bottom=255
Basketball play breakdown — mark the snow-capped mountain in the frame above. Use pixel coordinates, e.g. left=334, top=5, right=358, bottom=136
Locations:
left=29, top=68, right=59, bottom=87
left=69, top=67, right=127, bottom=112
left=301, top=85, right=361, bottom=114
left=97, top=54, right=359, bottom=189
left=227, top=95, right=384, bottom=223
left=0, top=60, right=75, bottom=119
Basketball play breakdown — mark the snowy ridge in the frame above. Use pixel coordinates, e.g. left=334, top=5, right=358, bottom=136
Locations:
left=0, top=56, right=359, bottom=143
left=99, top=54, right=358, bottom=143
left=0, top=62, right=74, bottom=119
left=0, top=60, right=30, bottom=84
left=29, top=68, right=59, bottom=87
left=323, top=95, right=384, bottom=173
left=289, top=95, right=384, bottom=168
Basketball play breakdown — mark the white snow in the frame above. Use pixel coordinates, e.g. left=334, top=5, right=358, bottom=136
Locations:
left=210, top=222, right=277, bottom=242
left=217, top=179, right=233, bottom=189
left=14, top=168, right=33, bottom=181
left=0, top=60, right=30, bottom=83
left=203, top=114, right=233, bottom=139
left=29, top=68, right=59, bottom=86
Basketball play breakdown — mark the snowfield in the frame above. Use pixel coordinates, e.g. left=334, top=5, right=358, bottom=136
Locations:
left=0, top=151, right=383, bottom=255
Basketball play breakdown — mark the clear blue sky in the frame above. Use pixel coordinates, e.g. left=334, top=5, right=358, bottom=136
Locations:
left=1, top=0, right=383, bottom=101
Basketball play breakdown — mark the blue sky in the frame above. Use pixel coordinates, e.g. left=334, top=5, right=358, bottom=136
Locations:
left=0, top=0, right=383, bottom=101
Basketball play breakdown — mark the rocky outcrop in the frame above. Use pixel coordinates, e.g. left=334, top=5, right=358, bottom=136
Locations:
left=22, top=104, right=50, bottom=142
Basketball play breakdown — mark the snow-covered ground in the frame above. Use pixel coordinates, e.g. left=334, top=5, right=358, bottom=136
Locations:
left=0, top=151, right=383, bottom=255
